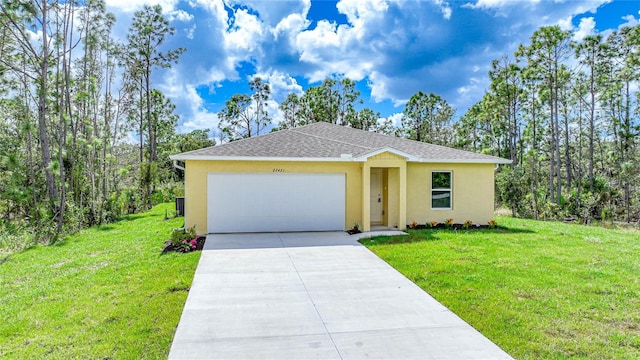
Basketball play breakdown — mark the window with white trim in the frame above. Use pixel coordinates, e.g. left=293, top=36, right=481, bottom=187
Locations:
left=431, top=171, right=452, bottom=209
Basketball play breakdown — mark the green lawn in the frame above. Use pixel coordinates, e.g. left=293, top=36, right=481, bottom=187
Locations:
left=0, top=203, right=200, bottom=359
left=361, top=217, right=640, bottom=359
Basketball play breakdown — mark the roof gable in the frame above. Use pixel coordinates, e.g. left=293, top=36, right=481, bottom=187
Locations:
left=171, top=122, right=511, bottom=164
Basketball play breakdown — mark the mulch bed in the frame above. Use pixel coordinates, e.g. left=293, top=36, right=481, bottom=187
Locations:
left=161, top=236, right=207, bottom=253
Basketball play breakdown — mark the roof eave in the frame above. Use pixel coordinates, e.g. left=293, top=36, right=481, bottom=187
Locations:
left=169, top=155, right=362, bottom=162
left=412, top=158, right=513, bottom=164
left=353, top=147, right=421, bottom=162
left=170, top=154, right=512, bottom=164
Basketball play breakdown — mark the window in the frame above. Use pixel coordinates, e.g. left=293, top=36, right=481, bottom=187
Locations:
left=431, top=171, right=452, bottom=209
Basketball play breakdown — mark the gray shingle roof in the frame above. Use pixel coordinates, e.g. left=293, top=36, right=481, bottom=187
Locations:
left=171, top=122, right=511, bottom=164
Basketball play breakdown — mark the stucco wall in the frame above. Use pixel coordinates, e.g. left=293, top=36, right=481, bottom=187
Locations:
left=183, top=158, right=496, bottom=234
left=184, top=160, right=363, bottom=234
left=406, top=163, right=495, bottom=225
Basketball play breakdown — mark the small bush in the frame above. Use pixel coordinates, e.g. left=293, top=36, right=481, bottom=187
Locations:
left=444, top=218, right=454, bottom=229
left=0, top=223, right=37, bottom=252
left=429, top=221, right=439, bottom=228
left=170, top=226, right=197, bottom=247
left=463, top=220, right=473, bottom=229
left=488, top=219, right=497, bottom=229
left=176, top=238, right=198, bottom=253
left=151, top=182, right=185, bottom=205
left=408, top=221, right=418, bottom=229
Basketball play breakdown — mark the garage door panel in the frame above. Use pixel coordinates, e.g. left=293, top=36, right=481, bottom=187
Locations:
left=208, top=173, right=345, bottom=233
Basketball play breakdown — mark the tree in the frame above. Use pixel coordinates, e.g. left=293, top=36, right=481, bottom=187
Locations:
left=218, top=77, right=272, bottom=140
left=125, top=4, right=185, bottom=208
left=401, top=91, right=455, bottom=145
left=0, top=0, right=58, bottom=217
left=573, top=34, right=608, bottom=192
left=488, top=56, right=523, bottom=165
left=278, top=93, right=303, bottom=129
left=517, top=26, right=572, bottom=203
left=249, top=77, right=271, bottom=136
left=351, top=108, right=379, bottom=131
left=218, top=94, right=256, bottom=141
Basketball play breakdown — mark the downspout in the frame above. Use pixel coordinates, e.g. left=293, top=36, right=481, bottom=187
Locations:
left=173, top=160, right=185, bottom=171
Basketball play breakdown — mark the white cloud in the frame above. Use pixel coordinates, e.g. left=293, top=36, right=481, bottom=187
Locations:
left=224, top=8, right=266, bottom=66
left=619, top=13, right=640, bottom=28
left=336, top=0, right=389, bottom=25
left=157, top=68, right=221, bottom=134
left=434, top=0, right=452, bottom=19
left=574, top=17, right=596, bottom=41
left=379, top=112, right=403, bottom=128
left=296, top=20, right=341, bottom=62
left=185, top=24, right=196, bottom=39
left=273, top=12, right=310, bottom=40
left=105, top=0, right=179, bottom=12
left=464, top=0, right=510, bottom=9
left=190, top=0, right=227, bottom=24
left=368, top=71, right=393, bottom=104
left=557, top=15, right=573, bottom=30
left=168, top=9, right=194, bottom=22
left=254, top=70, right=304, bottom=101
left=229, top=0, right=311, bottom=26
left=265, top=99, right=284, bottom=127
left=181, top=109, right=220, bottom=134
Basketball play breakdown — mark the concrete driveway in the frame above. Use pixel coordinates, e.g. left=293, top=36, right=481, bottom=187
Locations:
left=169, top=232, right=512, bottom=359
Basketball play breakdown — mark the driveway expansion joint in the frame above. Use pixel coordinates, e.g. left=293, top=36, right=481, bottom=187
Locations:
left=279, top=233, right=345, bottom=360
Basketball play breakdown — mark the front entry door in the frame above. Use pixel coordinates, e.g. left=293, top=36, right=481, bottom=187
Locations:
left=370, top=169, right=383, bottom=223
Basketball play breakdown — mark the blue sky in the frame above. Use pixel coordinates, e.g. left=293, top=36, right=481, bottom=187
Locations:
left=104, top=0, right=640, bottom=136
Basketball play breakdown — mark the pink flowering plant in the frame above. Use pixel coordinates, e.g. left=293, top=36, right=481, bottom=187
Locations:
left=169, top=226, right=199, bottom=252
left=177, top=238, right=198, bottom=253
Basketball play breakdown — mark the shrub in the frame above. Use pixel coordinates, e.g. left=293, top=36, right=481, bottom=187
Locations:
left=444, top=218, right=454, bottom=229
left=488, top=219, right=497, bottom=229
left=463, top=220, right=473, bottom=229
left=0, top=222, right=37, bottom=252
left=408, top=221, right=418, bottom=229
left=170, top=226, right=197, bottom=247
left=176, top=238, right=198, bottom=253
left=150, top=182, right=185, bottom=205
left=429, top=221, right=439, bottom=228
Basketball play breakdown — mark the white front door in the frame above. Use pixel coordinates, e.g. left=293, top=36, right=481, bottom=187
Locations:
left=370, top=169, right=383, bottom=223
left=207, top=172, right=346, bottom=233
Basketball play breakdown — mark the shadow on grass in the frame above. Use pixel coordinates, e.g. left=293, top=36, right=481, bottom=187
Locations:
left=97, top=225, right=115, bottom=232
left=483, top=226, right=536, bottom=234
left=0, top=254, right=10, bottom=264
left=120, top=213, right=154, bottom=222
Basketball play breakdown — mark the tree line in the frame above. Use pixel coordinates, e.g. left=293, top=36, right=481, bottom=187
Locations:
left=458, top=25, right=639, bottom=224
left=222, top=24, right=639, bottom=224
left=1, top=2, right=637, bottom=250
left=0, top=1, right=210, bottom=247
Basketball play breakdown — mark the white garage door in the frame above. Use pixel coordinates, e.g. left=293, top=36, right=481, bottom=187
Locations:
left=207, top=172, right=346, bottom=233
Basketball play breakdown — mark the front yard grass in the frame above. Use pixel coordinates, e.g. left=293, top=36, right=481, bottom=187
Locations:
left=362, top=217, right=640, bottom=359
left=0, top=203, right=200, bottom=359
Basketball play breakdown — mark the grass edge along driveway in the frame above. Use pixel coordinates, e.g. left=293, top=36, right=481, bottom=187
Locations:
left=0, top=203, right=200, bottom=359
left=362, top=217, right=640, bottom=360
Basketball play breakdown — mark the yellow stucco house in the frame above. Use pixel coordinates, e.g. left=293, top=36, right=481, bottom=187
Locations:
left=170, top=122, right=511, bottom=234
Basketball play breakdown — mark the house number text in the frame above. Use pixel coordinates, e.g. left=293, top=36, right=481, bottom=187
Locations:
left=272, top=168, right=285, bottom=173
